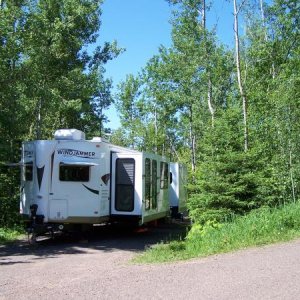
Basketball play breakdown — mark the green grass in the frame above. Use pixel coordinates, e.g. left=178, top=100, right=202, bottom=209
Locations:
left=133, top=201, right=300, bottom=263
left=0, top=227, right=25, bottom=244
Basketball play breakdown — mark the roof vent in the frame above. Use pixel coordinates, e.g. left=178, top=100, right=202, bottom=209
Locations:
left=91, top=137, right=109, bottom=143
left=54, top=129, right=85, bottom=141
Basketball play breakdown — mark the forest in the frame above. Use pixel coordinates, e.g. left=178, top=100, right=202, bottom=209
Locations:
left=0, top=0, right=299, bottom=229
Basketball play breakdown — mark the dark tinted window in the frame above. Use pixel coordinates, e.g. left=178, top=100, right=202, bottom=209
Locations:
left=59, top=165, right=90, bottom=182
left=25, top=165, right=33, bottom=181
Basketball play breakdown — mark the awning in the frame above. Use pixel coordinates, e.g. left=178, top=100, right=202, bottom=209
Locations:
left=4, top=161, right=33, bottom=167
left=59, top=161, right=98, bottom=166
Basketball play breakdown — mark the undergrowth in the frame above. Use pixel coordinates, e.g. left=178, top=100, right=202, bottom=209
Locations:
left=0, top=226, right=24, bottom=244
left=133, top=201, right=300, bottom=263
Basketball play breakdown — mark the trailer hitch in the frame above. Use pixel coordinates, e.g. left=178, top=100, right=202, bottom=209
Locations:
left=30, top=204, right=38, bottom=219
left=27, top=204, right=46, bottom=244
left=27, top=204, right=37, bottom=244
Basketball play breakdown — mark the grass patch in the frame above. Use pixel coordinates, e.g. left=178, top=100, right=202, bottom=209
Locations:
left=134, top=201, right=300, bottom=263
left=0, top=226, right=25, bottom=244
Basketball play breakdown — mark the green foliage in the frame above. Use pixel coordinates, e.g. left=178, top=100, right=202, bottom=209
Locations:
left=134, top=201, right=300, bottom=263
left=0, top=167, right=21, bottom=227
left=186, top=220, right=223, bottom=240
left=187, top=108, right=285, bottom=223
left=115, top=74, right=144, bottom=149
left=187, top=202, right=300, bottom=253
left=188, top=149, right=286, bottom=223
left=0, top=226, right=24, bottom=244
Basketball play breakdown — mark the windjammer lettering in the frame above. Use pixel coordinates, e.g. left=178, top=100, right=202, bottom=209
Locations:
left=57, top=149, right=96, bottom=158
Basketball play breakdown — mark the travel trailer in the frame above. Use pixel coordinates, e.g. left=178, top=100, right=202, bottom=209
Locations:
left=20, top=129, right=186, bottom=237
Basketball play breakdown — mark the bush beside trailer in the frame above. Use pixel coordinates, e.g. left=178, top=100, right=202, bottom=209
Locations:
left=19, top=129, right=187, bottom=236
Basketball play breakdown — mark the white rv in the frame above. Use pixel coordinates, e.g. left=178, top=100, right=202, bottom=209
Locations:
left=20, top=129, right=174, bottom=234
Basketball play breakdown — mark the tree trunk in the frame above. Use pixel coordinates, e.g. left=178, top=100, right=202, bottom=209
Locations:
left=233, top=0, right=248, bottom=151
left=289, top=144, right=296, bottom=203
left=207, top=77, right=214, bottom=127
left=36, top=97, right=42, bottom=140
left=99, top=107, right=103, bottom=136
left=197, top=0, right=214, bottom=127
left=201, top=0, right=206, bottom=29
left=288, top=104, right=296, bottom=203
left=189, top=105, right=196, bottom=174
left=154, top=102, right=158, bottom=154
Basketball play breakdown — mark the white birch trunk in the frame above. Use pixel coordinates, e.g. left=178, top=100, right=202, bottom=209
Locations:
left=234, top=0, right=248, bottom=151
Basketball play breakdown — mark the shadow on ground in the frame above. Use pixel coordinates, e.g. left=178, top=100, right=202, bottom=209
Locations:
left=0, top=221, right=189, bottom=264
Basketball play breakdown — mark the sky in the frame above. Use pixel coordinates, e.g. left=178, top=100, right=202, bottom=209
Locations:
left=97, top=0, right=234, bottom=130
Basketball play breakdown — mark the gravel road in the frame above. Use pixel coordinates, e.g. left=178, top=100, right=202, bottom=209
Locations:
left=1, top=223, right=300, bottom=300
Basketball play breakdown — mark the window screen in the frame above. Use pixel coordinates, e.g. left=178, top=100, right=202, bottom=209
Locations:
left=115, top=158, right=135, bottom=212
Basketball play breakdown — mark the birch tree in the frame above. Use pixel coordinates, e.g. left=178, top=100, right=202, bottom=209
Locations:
left=233, top=0, right=249, bottom=152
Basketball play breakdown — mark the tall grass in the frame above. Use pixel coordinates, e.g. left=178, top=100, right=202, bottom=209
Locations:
left=0, top=227, right=24, bottom=244
left=134, top=201, right=300, bottom=263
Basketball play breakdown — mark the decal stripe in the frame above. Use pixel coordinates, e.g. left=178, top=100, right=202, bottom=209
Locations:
left=101, top=173, right=110, bottom=185
left=37, top=166, right=45, bottom=190
left=50, top=151, right=55, bottom=191
left=82, top=184, right=99, bottom=195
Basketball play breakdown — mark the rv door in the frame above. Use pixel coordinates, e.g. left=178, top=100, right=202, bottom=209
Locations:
left=110, top=153, right=142, bottom=217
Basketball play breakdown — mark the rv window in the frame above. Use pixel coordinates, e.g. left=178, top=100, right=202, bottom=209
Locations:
left=152, top=160, right=157, bottom=209
left=59, top=165, right=90, bottom=182
left=115, top=158, right=135, bottom=212
left=25, top=165, right=33, bottom=181
left=144, top=159, right=158, bottom=210
left=145, top=158, right=151, bottom=210
left=160, top=162, right=169, bottom=189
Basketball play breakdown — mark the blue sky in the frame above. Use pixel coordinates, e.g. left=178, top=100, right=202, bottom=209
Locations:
left=98, top=0, right=233, bottom=130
